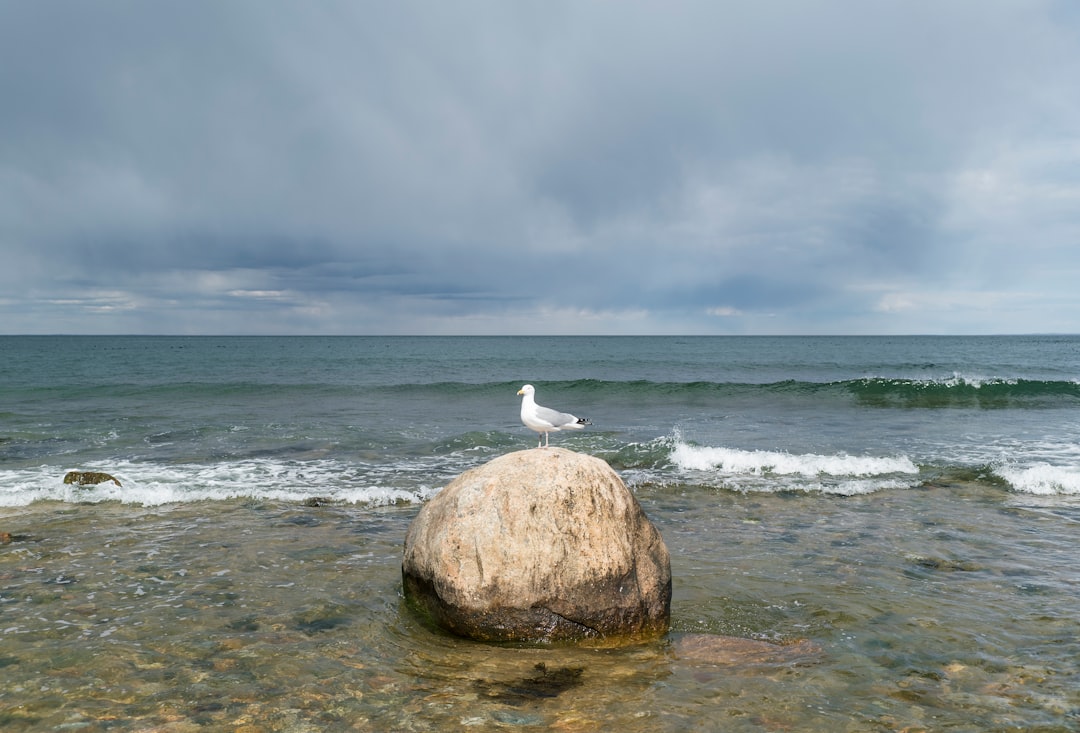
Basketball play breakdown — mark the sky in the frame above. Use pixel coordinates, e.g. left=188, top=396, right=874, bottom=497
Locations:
left=2, top=1, right=1079, bottom=335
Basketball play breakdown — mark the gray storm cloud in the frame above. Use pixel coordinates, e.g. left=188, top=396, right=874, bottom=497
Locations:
left=2, top=1, right=1078, bottom=334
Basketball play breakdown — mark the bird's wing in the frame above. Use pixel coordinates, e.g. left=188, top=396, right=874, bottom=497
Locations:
left=534, top=404, right=580, bottom=428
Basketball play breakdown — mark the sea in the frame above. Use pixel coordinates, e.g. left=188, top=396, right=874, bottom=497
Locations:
left=1, top=335, right=1078, bottom=731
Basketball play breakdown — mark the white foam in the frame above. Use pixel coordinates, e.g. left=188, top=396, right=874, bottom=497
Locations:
left=935, top=372, right=1017, bottom=389
left=861, top=372, right=1022, bottom=390
left=0, top=459, right=444, bottom=507
left=671, top=442, right=918, bottom=477
left=668, top=441, right=919, bottom=495
left=994, top=463, right=1080, bottom=495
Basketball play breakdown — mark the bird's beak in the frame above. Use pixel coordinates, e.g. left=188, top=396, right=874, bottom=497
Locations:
left=516, top=388, right=524, bottom=395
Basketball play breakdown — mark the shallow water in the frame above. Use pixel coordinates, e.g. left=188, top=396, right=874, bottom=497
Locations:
left=3, top=335, right=1079, bottom=730
left=2, top=479, right=1078, bottom=732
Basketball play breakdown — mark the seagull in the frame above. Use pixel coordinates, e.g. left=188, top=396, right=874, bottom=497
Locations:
left=517, top=384, right=591, bottom=448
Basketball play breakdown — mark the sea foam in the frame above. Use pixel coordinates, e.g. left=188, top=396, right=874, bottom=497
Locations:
left=668, top=440, right=919, bottom=495
left=0, top=459, right=443, bottom=507
left=994, top=462, right=1080, bottom=495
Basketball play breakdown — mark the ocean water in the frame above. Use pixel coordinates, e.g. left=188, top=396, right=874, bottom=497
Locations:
left=1, top=335, right=1078, bottom=730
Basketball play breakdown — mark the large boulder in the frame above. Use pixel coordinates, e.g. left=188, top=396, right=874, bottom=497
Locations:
left=402, top=448, right=671, bottom=644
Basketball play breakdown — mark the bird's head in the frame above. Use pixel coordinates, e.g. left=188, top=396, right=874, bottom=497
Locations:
left=517, top=384, right=534, bottom=397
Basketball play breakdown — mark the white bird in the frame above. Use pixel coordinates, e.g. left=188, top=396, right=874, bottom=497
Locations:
left=517, top=384, right=591, bottom=448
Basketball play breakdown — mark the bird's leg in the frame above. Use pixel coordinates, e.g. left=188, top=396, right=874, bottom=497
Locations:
left=544, top=432, right=550, bottom=448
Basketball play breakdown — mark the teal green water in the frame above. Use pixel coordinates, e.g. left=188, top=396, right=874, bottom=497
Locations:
left=1, top=336, right=1078, bottom=729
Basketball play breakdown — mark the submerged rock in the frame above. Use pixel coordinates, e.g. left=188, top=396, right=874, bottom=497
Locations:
left=473, top=662, right=585, bottom=704
left=402, top=448, right=671, bottom=644
left=906, top=554, right=981, bottom=572
left=63, top=471, right=122, bottom=487
left=673, top=634, right=822, bottom=667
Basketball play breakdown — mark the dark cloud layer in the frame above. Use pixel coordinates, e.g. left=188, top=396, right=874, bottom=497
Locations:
left=2, top=1, right=1078, bottom=334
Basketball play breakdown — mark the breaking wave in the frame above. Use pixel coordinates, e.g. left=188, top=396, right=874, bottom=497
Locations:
left=992, top=462, right=1080, bottom=496
left=0, top=459, right=446, bottom=508
left=664, top=439, right=921, bottom=496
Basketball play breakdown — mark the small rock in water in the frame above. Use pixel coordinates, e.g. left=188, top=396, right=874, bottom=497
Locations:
left=490, top=709, right=546, bottom=726
left=474, top=662, right=585, bottom=705
left=907, top=555, right=981, bottom=572
left=292, top=602, right=352, bottom=635
left=673, top=634, right=822, bottom=667
left=63, top=471, right=122, bottom=487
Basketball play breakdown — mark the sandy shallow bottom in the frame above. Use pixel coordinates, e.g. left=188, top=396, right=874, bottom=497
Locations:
left=1, top=483, right=1078, bottom=732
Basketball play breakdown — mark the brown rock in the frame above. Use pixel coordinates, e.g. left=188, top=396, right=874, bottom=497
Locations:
left=63, top=471, right=122, bottom=487
left=673, top=634, right=822, bottom=666
left=402, top=448, right=671, bottom=644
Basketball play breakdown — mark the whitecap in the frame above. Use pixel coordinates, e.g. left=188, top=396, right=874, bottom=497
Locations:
left=994, top=462, right=1080, bottom=495
left=667, top=440, right=919, bottom=495
left=0, top=458, right=447, bottom=507
left=670, top=442, right=918, bottom=477
left=936, top=372, right=1017, bottom=389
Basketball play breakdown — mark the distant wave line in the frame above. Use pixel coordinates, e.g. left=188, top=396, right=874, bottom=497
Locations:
left=8, top=375, right=1077, bottom=399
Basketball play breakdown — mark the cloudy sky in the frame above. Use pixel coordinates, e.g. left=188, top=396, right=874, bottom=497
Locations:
left=2, top=2, right=1079, bottom=335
